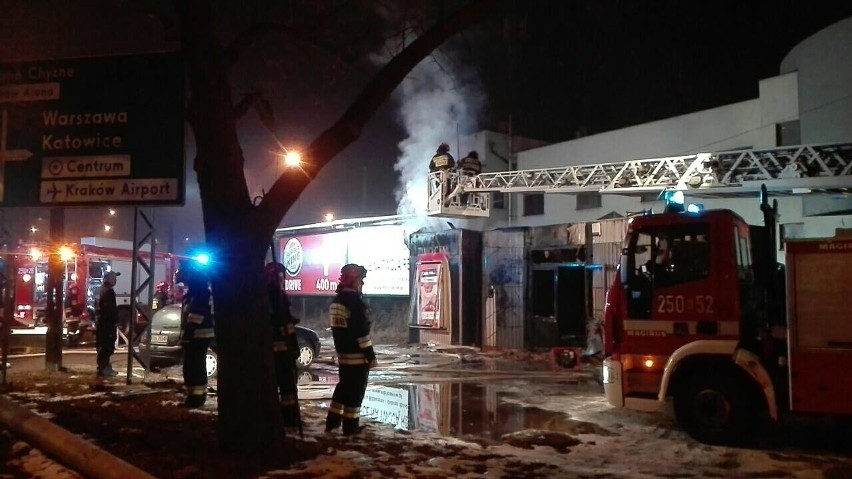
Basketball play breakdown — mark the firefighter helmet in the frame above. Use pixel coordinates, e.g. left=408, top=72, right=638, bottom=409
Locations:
left=437, top=142, right=450, bottom=153
left=265, top=262, right=286, bottom=284
left=338, top=263, right=367, bottom=288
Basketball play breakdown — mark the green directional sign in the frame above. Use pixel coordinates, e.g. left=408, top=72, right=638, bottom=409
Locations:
left=0, top=52, right=185, bottom=207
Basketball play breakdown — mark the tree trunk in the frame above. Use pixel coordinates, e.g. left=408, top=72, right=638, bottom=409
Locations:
left=207, top=218, right=282, bottom=451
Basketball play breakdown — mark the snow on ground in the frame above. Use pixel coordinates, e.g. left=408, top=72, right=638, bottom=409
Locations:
left=3, top=346, right=852, bottom=478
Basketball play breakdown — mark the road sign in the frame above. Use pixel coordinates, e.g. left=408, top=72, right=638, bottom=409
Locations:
left=0, top=53, right=185, bottom=207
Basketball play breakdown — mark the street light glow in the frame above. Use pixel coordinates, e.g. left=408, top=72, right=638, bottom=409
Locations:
left=284, top=150, right=301, bottom=167
left=324, top=212, right=334, bottom=222
left=108, top=209, right=116, bottom=216
left=104, top=224, right=112, bottom=232
left=59, top=245, right=74, bottom=261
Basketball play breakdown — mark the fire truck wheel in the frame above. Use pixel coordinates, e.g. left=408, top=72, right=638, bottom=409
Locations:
left=674, top=371, right=759, bottom=445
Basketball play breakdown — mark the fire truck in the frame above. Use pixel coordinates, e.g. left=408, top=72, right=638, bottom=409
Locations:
left=427, top=142, right=852, bottom=444
left=13, top=237, right=177, bottom=345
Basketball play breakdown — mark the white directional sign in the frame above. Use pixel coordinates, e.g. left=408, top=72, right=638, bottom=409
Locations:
left=42, top=155, right=131, bottom=178
left=41, top=178, right=179, bottom=203
left=0, top=53, right=184, bottom=207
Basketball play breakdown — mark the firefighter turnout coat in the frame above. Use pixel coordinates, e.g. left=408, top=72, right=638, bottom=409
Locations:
left=326, top=288, right=375, bottom=434
left=180, top=284, right=214, bottom=406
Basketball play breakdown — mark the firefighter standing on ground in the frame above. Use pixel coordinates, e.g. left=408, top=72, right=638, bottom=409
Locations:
left=429, top=143, right=455, bottom=206
left=325, top=264, right=376, bottom=436
left=176, top=262, right=215, bottom=408
left=458, top=150, right=482, bottom=206
left=266, top=262, right=301, bottom=428
left=95, top=271, right=120, bottom=377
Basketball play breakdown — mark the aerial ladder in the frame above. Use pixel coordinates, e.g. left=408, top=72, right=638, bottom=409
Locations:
left=427, top=142, right=852, bottom=218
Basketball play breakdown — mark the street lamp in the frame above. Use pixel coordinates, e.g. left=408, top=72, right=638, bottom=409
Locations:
left=104, top=224, right=112, bottom=233
left=324, top=212, right=334, bottom=222
left=283, top=150, right=301, bottom=168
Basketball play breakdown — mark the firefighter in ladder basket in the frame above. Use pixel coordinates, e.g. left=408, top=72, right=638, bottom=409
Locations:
left=266, top=261, right=302, bottom=430
left=176, top=261, right=215, bottom=408
left=429, top=142, right=455, bottom=207
left=457, top=150, right=482, bottom=207
left=325, top=264, right=377, bottom=436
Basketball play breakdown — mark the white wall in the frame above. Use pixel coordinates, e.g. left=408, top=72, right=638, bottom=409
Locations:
left=781, top=16, right=852, bottom=144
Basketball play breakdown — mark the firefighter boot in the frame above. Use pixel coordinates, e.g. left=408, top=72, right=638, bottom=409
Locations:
left=342, top=418, right=364, bottom=436
left=282, top=406, right=300, bottom=428
left=184, top=385, right=207, bottom=408
left=325, top=412, right=342, bottom=432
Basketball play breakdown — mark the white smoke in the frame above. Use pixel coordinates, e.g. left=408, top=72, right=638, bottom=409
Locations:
left=392, top=53, right=484, bottom=231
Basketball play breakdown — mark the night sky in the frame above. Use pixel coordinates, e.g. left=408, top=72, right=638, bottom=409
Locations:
left=1, top=1, right=852, bottom=246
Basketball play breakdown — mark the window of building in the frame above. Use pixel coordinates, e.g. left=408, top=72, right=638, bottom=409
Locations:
left=776, top=120, right=801, bottom=146
left=576, top=192, right=601, bottom=210
left=492, top=193, right=506, bottom=209
left=523, top=193, right=544, bottom=216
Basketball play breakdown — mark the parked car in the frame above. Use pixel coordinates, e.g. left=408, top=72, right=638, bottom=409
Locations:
left=137, top=304, right=321, bottom=378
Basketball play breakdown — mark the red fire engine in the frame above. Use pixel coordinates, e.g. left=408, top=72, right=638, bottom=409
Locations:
left=12, top=237, right=177, bottom=344
left=602, top=187, right=852, bottom=444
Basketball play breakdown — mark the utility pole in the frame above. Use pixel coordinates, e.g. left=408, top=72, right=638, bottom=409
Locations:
left=44, top=208, right=64, bottom=371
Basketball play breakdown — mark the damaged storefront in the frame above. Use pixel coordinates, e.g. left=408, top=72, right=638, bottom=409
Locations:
left=410, top=218, right=625, bottom=353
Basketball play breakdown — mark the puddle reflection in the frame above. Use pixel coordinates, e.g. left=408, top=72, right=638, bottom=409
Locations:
left=361, top=382, right=597, bottom=441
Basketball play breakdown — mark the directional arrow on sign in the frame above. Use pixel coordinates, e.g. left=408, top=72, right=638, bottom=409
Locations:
left=0, top=149, right=33, bottom=162
left=1, top=109, right=34, bottom=202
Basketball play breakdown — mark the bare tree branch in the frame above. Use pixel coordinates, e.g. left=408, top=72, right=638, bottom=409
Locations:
left=260, top=0, right=501, bottom=228
left=225, top=21, right=355, bottom=66
left=233, top=91, right=261, bottom=118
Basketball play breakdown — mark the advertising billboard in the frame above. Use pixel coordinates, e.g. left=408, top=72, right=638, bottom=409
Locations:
left=279, top=232, right=347, bottom=295
left=277, top=224, right=411, bottom=296
left=347, top=226, right=410, bottom=296
left=415, top=253, right=450, bottom=328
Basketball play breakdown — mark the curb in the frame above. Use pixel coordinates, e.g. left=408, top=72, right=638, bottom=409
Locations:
left=0, top=394, right=158, bottom=479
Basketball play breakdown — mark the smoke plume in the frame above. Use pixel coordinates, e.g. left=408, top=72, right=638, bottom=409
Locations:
left=392, top=50, right=484, bottom=230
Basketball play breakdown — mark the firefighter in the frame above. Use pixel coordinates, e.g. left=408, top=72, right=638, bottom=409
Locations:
left=266, top=261, right=301, bottom=428
left=429, top=143, right=455, bottom=206
left=325, top=263, right=376, bottom=436
left=95, top=271, right=120, bottom=377
left=175, top=262, right=215, bottom=408
left=154, top=280, right=170, bottom=310
left=457, top=150, right=482, bottom=206
left=65, top=282, right=82, bottom=318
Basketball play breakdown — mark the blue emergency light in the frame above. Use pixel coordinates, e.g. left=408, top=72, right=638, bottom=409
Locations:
left=663, top=190, right=686, bottom=213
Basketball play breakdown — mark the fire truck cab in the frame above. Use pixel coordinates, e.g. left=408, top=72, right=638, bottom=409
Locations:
left=602, top=188, right=852, bottom=444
